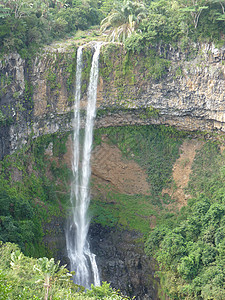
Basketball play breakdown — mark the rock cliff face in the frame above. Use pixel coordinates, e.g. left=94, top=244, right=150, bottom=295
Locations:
left=1, top=43, right=225, bottom=159
left=89, top=224, right=158, bottom=300
left=2, top=43, right=225, bottom=299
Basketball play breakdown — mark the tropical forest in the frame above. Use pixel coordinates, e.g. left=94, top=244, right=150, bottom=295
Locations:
left=1, top=0, right=225, bottom=299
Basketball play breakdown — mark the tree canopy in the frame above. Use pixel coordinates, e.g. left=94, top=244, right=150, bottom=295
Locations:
left=145, top=142, right=225, bottom=299
left=0, top=0, right=225, bottom=56
left=0, top=0, right=102, bottom=57
left=100, top=0, right=147, bottom=42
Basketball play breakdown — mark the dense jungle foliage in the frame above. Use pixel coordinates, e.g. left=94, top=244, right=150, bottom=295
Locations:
left=91, top=126, right=225, bottom=299
left=0, top=133, right=72, bottom=258
left=1, top=0, right=225, bottom=57
left=0, top=242, right=126, bottom=299
left=1, top=0, right=225, bottom=299
left=0, top=133, right=131, bottom=299
left=0, top=122, right=225, bottom=300
left=145, top=141, right=225, bottom=299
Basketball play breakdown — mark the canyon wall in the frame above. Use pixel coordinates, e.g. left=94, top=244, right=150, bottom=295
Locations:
left=2, top=42, right=225, bottom=299
left=1, top=42, right=225, bottom=159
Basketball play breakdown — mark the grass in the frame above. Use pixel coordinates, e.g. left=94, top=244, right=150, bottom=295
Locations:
left=90, top=181, right=178, bottom=235
left=48, top=26, right=106, bottom=49
left=91, top=125, right=187, bottom=235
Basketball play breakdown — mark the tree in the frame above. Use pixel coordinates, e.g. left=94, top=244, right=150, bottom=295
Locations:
left=100, top=0, right=147, bottom=42
left=141, top=0, right=186, bottom=44
left=1, top=0, right=34, bottom=19
left=0, top=4, right=10, bottom=19
left=0, top=271, right=11, bottom=300
left=209, top=0, right=225, bottom=14
left=209, top=0, right=225, bottom=20
left=34, top=257, right=72, bottom=300
left=179, top=0, right=209, bottom=28
left=34, top=257, right=60, bottom=300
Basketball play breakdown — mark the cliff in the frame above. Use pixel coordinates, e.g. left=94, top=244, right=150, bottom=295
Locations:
left=1, top=42, right=225, bottom=159
left=2, top=42, right=225, bottom=299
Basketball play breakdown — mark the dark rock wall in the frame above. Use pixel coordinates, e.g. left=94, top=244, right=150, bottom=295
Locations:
left=90, top=224, right=158, bottom=300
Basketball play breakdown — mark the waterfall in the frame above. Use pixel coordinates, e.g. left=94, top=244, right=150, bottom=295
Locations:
left=66, top=43, right=102, bottom=289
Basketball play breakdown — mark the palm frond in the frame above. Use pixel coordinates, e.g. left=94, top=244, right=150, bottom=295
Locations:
left=101, top=0, right=147, bottom=43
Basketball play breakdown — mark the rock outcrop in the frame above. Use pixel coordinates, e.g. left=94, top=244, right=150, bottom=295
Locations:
left=89, top=224, right=158, bottom=300
left=1, top=42, right=225, bottom=159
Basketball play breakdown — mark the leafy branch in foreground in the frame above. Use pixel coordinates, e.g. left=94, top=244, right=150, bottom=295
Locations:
left=0, top=241, right=129, bottom=299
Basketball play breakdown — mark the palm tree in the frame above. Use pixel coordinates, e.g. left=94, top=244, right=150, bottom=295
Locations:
left=34, top=257, right=72, bottom=300
left=100, top=0, right=147, bottom=43
left=0, top=4, right=10, bottom=19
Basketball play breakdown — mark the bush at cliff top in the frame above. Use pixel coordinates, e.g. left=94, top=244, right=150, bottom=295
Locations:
left=0, top=0, right=102, bottom=57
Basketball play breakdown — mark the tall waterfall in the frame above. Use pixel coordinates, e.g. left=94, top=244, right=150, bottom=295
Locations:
left=66, top=43, right=102, bottom=289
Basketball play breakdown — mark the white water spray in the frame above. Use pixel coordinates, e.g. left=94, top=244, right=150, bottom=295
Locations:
left=66, top=43, right=102, bottom=288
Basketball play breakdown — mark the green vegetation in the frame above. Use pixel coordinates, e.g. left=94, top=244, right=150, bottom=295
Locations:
left=0, top=108, right=13, bottom=126
left=0, top=127, right=135, bottom=299
left=99, top=44, right=171, bottom=107
left=124, top=0, right=225, bottom=53
left=94, top=125, right=185, bottom=195
left=91, top=125, right=186, bottom=234
left=1, top=121, right=225, bottom=299
left=1, top=0, right=225, bottom=57
left=0, top=132, right=72, bottom=257
left=102, top=0, right=225, bottom=54
left=0, top=0, right=102, bottom=58
left=91, top=126, right=225, bottom=299
left=1, top=2, right=225, bottom=298
left=0, top=190, right=42, bottom=255
left=100, top=0, right=147, bottom=42
left=145, top=141, right=225, bottom=299
left=91, top=190, right=176, bottom=234
left=0, top=242, right=127, bottom=299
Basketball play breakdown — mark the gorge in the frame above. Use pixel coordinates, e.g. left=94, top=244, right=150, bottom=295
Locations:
left=1, top=40, right=225, bottom=299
